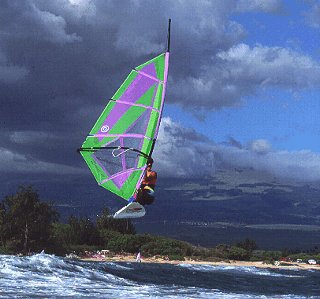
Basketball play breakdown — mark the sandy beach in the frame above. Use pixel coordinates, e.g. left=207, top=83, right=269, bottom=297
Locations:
left=79, top=255, right=320, bottom=271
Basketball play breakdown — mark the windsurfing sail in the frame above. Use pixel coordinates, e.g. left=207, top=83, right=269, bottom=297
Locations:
left=78, top=19, right=171, bottom=201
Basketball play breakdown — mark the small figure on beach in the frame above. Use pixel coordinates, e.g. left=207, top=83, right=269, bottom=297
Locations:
left=136, top=251, right=141, bottom=263
left=135, top=158, right=157, bottom=206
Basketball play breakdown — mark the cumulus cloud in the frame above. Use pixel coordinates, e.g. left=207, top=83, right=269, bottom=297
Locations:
left=153, top=118, right=320, bottom=182
left=217, top=44, right=320, bottom=89
left=249, top=139, right=272, bottom=155
left=304, top=2, right=320, bottom=28
left=153, top=118, right=215, bottom=177
left=216, top=145, right=320, bottom=182
left=172, top=43, right=320, bottom=110
left=236, top=0, right=283, bottom=13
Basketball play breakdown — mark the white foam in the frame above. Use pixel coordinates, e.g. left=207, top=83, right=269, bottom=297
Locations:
left=0, top=254, right=313, bottom=298
left=106, top=262, right=134, bottom=270
left=177, top=263, right=303, bottom=278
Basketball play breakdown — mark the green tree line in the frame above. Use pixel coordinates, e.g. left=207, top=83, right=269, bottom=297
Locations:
left=1, top=186, right=319, bottom=262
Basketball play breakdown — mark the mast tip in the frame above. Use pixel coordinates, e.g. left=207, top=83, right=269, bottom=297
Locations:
left=167, top=19, right=171, bottom=52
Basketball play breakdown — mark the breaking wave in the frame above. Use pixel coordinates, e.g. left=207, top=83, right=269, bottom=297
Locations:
left=0, top=253, right=318, bottom=298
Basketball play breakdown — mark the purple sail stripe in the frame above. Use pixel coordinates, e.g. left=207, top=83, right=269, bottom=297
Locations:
left=140, top=63, right=157, bottom=78
left=136, top=69, right=162, bottom=83
left=112, top=170, right=132, bottom=189
left=98, top=170, right=129, bottom=189
left=99, top=68, right=156, bottom=134
left=100, top=167, right=145, bottom=185
left=135, top=166, right=147, bottom=190
left=92, top=133, right=152, bottom=140
left=111, top=99, right=160, bottom=112
left=155, top=52, right=169, bottom=137
left=119, top=71, right=155, bottom=103
left=120, top=137, right=127, bottom=175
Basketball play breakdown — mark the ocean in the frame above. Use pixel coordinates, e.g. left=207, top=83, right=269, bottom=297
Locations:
left=0, top=253, right=319, bottom=298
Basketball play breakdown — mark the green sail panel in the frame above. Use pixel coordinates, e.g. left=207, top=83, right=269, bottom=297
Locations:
left=80, top=52, right=169, bottom=201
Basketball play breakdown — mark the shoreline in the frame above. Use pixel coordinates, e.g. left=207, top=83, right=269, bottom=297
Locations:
left=78, top=255, right=320, bottom=271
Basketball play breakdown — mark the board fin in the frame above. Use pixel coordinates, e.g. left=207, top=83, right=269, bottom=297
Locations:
left=113, top=202, right=146, bottom=219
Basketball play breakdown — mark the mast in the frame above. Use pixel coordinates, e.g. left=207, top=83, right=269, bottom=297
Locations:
left=167, top=18, right=171, bottom=53
left=149, top=19, right=171, bottom=159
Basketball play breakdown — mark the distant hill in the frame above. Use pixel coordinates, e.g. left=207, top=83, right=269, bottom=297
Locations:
left=1, top=168, right=320, bottom=250
left=137, top=168, right=320, bottom=250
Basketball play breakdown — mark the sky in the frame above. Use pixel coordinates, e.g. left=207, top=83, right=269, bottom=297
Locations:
left=1, top=0, right=320, bottom=194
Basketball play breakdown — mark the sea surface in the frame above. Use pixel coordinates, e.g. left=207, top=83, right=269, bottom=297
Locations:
left=0, top=253, right=319, bottom=298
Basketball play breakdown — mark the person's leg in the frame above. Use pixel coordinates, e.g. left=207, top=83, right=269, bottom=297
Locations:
left=135, top=188, right=145, bottom=205
left=142, top=189, right=155, bottom=205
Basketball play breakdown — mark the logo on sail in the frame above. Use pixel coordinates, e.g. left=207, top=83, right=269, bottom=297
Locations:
left=101, top=125, right=109, bottom=133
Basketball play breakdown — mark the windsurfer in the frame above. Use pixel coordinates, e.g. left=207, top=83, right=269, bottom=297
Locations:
left=135, top=158, right=157, bottom=206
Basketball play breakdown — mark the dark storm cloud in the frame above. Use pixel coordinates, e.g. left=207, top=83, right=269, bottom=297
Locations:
left=0, top=0, right=242, bottom=175
left=0, top=49, right=29, bottom=83
left=1, top=0, right=115, bottom=171
left=0, top=0, right=319, bottom=180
